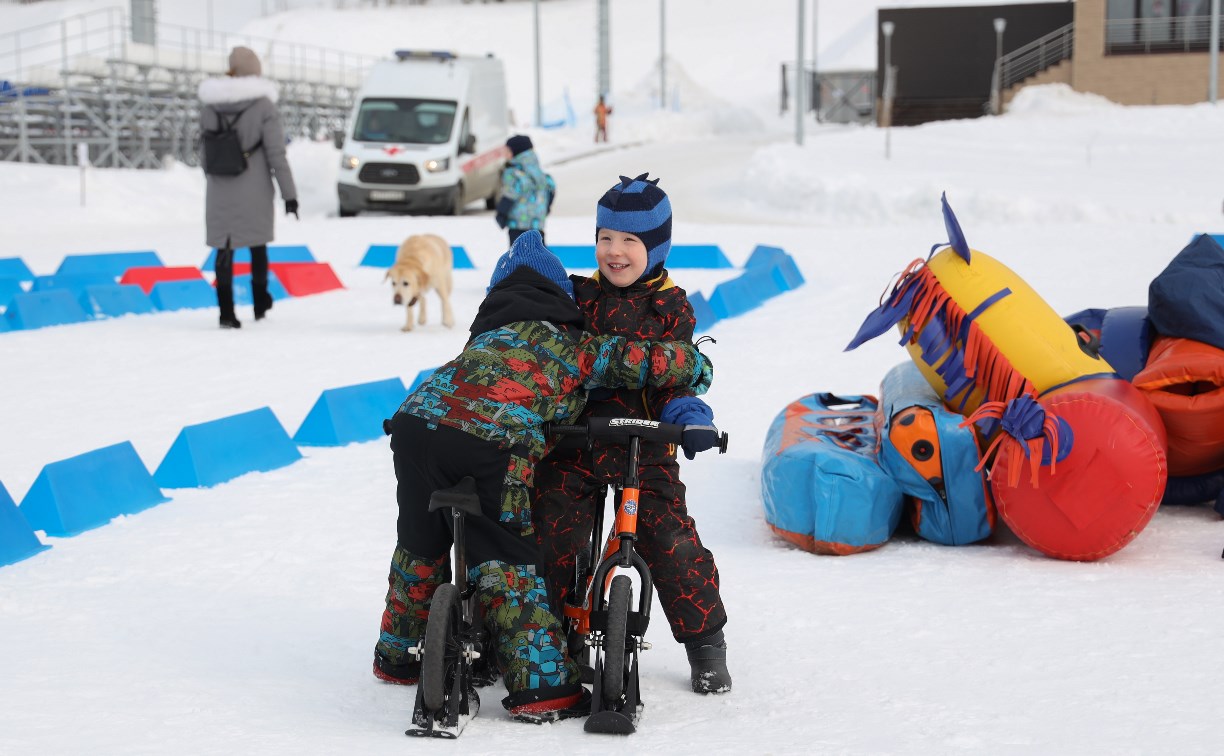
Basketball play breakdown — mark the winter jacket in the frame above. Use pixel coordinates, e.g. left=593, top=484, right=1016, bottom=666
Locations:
left=394, top=267, right=711, bottom=529
left=495, top=150, right=555, bottom=232
left=198, top=76, right=297, bottom=249
left=568, top=269, right=700, bottom=472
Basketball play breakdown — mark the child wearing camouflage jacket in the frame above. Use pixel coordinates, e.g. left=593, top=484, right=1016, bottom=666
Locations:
left=532, top=174, right=733, bottom=695
left=373, top=230, right=712, bottom=722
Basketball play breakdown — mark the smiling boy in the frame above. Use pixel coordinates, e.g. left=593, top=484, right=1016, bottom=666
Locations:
left=532, top=174, right=732, bottom=695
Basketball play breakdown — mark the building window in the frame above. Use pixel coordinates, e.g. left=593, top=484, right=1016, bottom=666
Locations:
left=1106, top=0, right=1214, bottom=53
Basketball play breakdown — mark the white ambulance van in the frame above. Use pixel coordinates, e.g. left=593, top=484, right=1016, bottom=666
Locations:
left=336, top=50, right=509, bottom=217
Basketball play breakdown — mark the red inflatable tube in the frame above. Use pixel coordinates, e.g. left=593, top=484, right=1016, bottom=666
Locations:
left=990, top=378, right=1167, bottom=561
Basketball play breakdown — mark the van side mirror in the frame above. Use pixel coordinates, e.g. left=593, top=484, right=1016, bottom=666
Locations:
left=332, top=129, right=345, bottom=149
left=460, top=134, right=476, bottom=154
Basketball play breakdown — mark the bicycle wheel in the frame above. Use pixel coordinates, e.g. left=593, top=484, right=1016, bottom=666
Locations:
left=421, top=583, right=460, bottom=712
left=601, top=575, right=632, bottom=704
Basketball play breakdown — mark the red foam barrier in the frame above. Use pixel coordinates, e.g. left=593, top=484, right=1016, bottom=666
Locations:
left=990, top=378, right=1167, bottom=561
left=119, top=266, right=204, bottom=294
left=227, top=262, right=343, bottom=296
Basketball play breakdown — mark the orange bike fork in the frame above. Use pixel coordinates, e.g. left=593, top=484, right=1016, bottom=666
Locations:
left=563, top=484, right=641, bottom=636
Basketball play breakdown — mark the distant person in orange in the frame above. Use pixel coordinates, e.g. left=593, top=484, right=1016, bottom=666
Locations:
left=594, top=94, right=612, bottom=143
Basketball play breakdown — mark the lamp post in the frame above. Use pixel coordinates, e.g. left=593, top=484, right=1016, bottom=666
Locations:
left=795, top=0, right=805, bottom=145
left=533, top=0, right=541, bottom=127
left=993, top=17, right=1007, bottom=115
left=812, top=0, right=820, bottom=121
left=660, top=0, right=667, bottom=109
left=1211, top=0, right=1220, bottom=104
left=881, top=20, right=894, bottom=159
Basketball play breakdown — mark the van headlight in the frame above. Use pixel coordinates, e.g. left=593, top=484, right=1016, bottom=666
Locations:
left=341, top=154, right=359, bottom=170
left=424, top=158, right=450, bottom=173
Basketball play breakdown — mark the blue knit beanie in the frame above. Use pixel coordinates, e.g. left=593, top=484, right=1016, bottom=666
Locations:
left=487, top=230, right=573, bottom=297
left=596, top=173, right=672, bottom=278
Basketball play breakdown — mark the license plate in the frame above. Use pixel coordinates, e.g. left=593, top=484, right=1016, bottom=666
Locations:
left=369, top=190, right=405, bottom=201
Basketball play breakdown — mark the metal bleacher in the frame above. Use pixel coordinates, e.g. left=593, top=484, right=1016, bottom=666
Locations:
left=0, top=8, right=379, bottom=168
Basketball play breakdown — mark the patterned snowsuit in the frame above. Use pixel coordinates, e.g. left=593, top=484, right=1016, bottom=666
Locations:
left=376, top=266, right=712, bottom=707
left=495, top=150, right=555, bottom=241
left=532, top=271, right=729, bottom=643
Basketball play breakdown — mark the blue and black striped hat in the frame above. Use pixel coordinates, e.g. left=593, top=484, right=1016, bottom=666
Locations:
left=596, top=173, right=672, bottom=278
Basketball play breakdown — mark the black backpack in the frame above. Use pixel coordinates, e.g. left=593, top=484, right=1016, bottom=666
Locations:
left=201, top=104, right=263, bottom=176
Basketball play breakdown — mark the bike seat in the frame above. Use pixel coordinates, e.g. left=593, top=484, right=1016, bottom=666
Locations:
left=428, top=476, right=483, bottom=517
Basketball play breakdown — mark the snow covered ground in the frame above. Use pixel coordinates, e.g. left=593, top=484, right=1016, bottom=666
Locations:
left=3, top=1, right=1224, bottom=754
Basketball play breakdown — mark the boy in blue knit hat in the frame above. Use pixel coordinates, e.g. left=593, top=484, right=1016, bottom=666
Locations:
left=532, top=174, right=733, bottom=695
left=374, top=230, right=716, bottom=721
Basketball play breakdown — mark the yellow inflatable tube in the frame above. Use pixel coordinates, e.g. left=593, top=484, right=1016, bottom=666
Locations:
left=902, top=247, right=1114, bottom=415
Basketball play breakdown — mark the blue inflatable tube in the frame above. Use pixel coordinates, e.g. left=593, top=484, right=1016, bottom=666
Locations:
left=761, top=393, right=903, bottom=555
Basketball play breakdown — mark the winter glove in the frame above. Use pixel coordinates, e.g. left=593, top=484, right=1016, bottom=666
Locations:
left=285, top=198, right=299, bottom=219
left=660, top=396, right=714, bottom=427
left=690, top=351, right=713, bottom=395
left=495, top=212, right=508, bottom=229
left=680, top=424, right=721, bottom=460
left=662, top=397, right=717, bottom=460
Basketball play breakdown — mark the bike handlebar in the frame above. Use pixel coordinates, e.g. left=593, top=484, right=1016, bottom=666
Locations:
left=548, top=417, right=730, bottom=454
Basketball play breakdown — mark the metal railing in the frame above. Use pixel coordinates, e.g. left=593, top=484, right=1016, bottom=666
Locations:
left=997, top=22, right=1075, bottom=93
left=0, top=7, right=382, bottom=88
left=0, top=8, right=374, bottom=168
left=1105, top=15, right=1217, bottom=55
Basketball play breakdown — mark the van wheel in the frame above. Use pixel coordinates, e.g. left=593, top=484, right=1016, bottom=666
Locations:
left=339, top=207, right=356, bottom=218
left=449, top=185, right=466, bottom=216
left=485, top=188, right=499, bottom=211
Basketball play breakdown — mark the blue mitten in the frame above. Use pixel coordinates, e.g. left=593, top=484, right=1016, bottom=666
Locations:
left=661, top=398, right=717, bottom=460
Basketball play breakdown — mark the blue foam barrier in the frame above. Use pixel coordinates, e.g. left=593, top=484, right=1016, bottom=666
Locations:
left=201, top=244, right=316, bottom=272
left=153, top=407, right=303, bottom=488
left=689, top=291, right=720, bottom=333
left=80, top=283, right=156, bottom=318
left=550, top=245, right=597, bottom=269
left=745, top=245, right=805, bottom=291
left=56, top=250, right=163, bottom=278
left=19, top=442, right=170, bottom=537
left=293, top=377, right=408, bottom=446
left=231, top=272, right=290, bottom=306
left=408, top=366, right=439, bottom=392
left=550, top=244, right=733, bottom=270
left=668, top=245, right=733, bottom=268
left=1, top=277, right=23, bottom=308
left=3, top=288, right=92, bottom=330
left=149, top=279, right=217, bottom=311
left=708, top=273, right=766, bottom=319
left=359, top=244, right=475, bottom=268
left=1, top=480, right=50, bottom=567
left=32, top=272, right=118, bottom=298
left=0, top=257, right=35, bottom=282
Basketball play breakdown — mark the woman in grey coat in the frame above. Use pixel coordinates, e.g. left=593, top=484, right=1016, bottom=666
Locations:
left=199, top=46, right=298, bottom=329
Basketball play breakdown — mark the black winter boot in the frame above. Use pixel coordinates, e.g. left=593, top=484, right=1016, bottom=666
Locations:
left=685, top=630, right=732, bottom=694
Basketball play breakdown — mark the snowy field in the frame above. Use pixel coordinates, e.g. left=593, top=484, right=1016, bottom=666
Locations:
left=3, top=1, right=1224, bottom=754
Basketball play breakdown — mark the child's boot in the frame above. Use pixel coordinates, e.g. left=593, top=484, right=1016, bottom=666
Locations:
left=372, top=545, right=447, bottom=684
left=685, top=629, right=732, bottom=694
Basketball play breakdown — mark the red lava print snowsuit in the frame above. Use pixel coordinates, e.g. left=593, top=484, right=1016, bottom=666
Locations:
left=532, top=271, right=728, bottom=643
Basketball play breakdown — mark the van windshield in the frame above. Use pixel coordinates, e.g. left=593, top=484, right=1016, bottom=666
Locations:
left=354, top=98, right=457, bottom=145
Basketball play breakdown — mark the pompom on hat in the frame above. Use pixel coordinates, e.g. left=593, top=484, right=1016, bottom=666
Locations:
left=487, top=230, right=573, bottom=297
left=596, top=173, right=672, bottom=278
